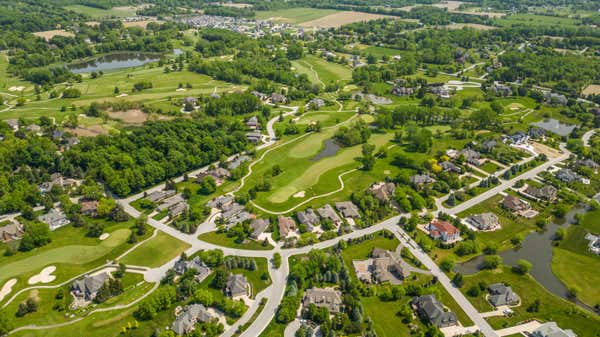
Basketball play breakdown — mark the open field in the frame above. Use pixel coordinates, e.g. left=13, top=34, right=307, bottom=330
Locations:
left=552, top=226, right=600, bottom=307
left=291, top=55, right=352, bottom=86
left=255, top=8, right=339, bottom=24
left=32, top=30, right=74, bottom=41
left=299, top=11, right=397, bottom=28
left=443, top=23, right=497, bottom=30
left=198, top=231, right=274, bottom=251
left=582, top=84, right=600, bottom=96
left=495, top=13, right=581, bottom=28
left=120, top=231, right=190, bottom=268
left=462, top=266, right=600, bottom=336
left=64, top=5, right=138, bottom=18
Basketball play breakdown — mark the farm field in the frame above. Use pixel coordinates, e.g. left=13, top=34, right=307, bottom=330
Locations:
left=64, top=5, right=138, bottom=18
left=255, top=8, right=339, bottom=24
left=299, top=11, right=397, bottom=28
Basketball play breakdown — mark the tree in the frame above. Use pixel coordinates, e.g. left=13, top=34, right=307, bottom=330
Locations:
left=514, top=259, right=532, bottom=275
left=19, top=222, right=51, bottom=251
left=358, top=143, right=376, bottom=170
left=199, top=176, right=217, bottom=195
left=452, top=273, right=464, bottom=288
left=287, top=43, right=304, bottom=60
left=97, top=198, right=116, bottom=218
left=481, top=255, right=502, bottom=270
left=440, top=257, right=455, bottom=272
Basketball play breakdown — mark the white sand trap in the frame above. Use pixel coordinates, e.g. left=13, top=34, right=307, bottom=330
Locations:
left=8, top=86, right=25, bottom=92
left=28, top=266, right=57, bottom=285
left=99, top=233, right=110, bottom=241
left=116, top=93, right=128, bottom=97
left=176, top=88, right=187, bottom=92
left=0, top=279, right=17, bottom=301
left=293, top=191, right=306, bottom=198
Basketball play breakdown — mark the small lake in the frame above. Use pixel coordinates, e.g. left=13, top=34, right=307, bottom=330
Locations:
left=68, top=52, right=162, bottom=73
left=531, top=118, right=576, bottom=137
left=311, top=139, right=341, bottom=161
left=456, top=207, right=595, bottom=311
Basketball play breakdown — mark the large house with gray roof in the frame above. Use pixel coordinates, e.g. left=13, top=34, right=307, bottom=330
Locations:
left=172, top=304, right=214, bottom=336
left=487, top=283, right=520, bottom=307
left=532, top=322, right=577, bottom=337
left=466, top=212, right=500, bottom=231
left=226, top=274, right=249, bottom=299
left=0, top=222, right=24, bottom=242
left=335, top=201, right=361, bottom=219
left=302, top=288, right=343, bottom=313
left=38, top=208, right=70, bottom=231
left=296, top=208, right=320, bottom=228
left=317, top=204, right=342, bottom=226
left=71, top=272, right=110, bottom=301
left=411, top=294, right=458, bottom=328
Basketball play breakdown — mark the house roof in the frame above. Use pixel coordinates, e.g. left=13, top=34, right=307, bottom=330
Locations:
left=335, top=201, right=361, bottom=218
left=429, top=220, right=459, bottom=236
left=297, top=208, right=320, bottom=226
left=303, top=288, right=343, bottom=312
left=532, top=322, right=577, bottom=337
left=412, top=294, right=457, bottom=327
left=317, top=204, right=342, bottom=224
left=226, top=274, right=248, bottom=297
left=250, top=218, right=269, bottom=238
left=278, top=215, right=296, bottom=236
left=502, top=195, right=529, bottom=211
left=468, top=212, right=499, bottom=229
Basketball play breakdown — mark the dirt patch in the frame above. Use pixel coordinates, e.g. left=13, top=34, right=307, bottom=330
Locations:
left=122, top=20, right=163, bottom=28
left=582, top=84, right=600, bottom=96
left=444, top=23, right=496, bottom=30
left=108, top=109, right=148, bottom=124
left=531, top=141, right=561, bottom=159
left=66, top=125, right=110, bottom=137
left=33, top=30, right=74, bottom=41
left=300, top=11, right=395, bottom=28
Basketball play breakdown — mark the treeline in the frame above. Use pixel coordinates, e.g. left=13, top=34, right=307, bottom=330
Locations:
left=63, top=119, right=249, bottom=196
left=195, top=28, right=253, bottom=57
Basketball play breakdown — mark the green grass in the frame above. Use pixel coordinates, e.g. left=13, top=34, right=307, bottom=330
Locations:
left=581, top=208, right=600, bottom=233
left=292, top=55, right=352, bottom=86
left=494, top=13, right=582, bottom=28
left=120, top=231, right=190, bottom=268
left=551, top=226, right=600, bottom=307
left=258, top=319, right=286, bottom=337
left=462, top=267, right=600, bottom=336
left=255, top=8, right=339, bottom=24
left=230, top=257, right=272, bottom=296
left=198, top=231, right=274, bottom=251
left=361, top=296, right=414, bottom=337
left=64, top=5, right=138, bottom=19
left=480, top=161, right=501, bottom=174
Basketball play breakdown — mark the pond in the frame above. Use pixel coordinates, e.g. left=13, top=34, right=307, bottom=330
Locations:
left=531, top=118, right=576, bottom=137
left=455, top=206, right=595, bottom=311
left=68, top=51, right=162, bottom=73
left=311, top=139, right=341, bottom=161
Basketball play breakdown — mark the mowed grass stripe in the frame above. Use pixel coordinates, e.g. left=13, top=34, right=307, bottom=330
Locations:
left=0, top=229, right=130, bottom=283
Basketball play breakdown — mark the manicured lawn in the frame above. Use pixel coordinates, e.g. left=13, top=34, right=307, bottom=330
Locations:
left=198, top=231, right=274, bottom=251
left=581, top=208, right=600, bottom=233
left=121, top=231, right=190, bottom=268
left=258, top=319, right=286, bottom=337
left=461, top=267, right=600, bottom=336
left=551, top=226, right=600, bottom=307
left=361, top=296, right=413, bottom=337
left=230, top=257, right=272, bottom=296
left=340, top=231, right=399, bottom=262
left=255, top=8, right=339, bottom=23
left=292, top=55, right=352, bottom=85
left=480, top=161, right=501, bottom=174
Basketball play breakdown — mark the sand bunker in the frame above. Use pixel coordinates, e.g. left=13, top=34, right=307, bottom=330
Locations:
left=116, top=93, right=128, bottom=97
left=8, top=86, right=25, bottom=92
left=176, top=88, right=187, bottom=92
left=28, top=266, right=57, bottom=285
left=0, top=279, right=17, bottom=302
left=293, top=191, right=306, bottom=198
left=99, top=233, right=110, bottom=241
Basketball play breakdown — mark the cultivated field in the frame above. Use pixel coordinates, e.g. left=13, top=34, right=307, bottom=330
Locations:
left=299, top=11, right=396, bottom=28
left=255, top=8, right=339, bottom=24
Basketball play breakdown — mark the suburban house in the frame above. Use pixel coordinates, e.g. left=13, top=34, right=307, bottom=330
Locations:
left=584, top=233, right=600, bottom=255
left=528, top=127, right=546, bottom=140
left=427, top=220, right=461, bottom=243
left=157, top=194, right=186, bottom=212
left=278, top=215, right=297, bottom=238
left=490, top=82, right=512, bottom=96
left=391, top=86, right=415, bottom=96
left=252, top=91, right=268, bottom=101
left=466, top=212, right=500, bottom=231
left=543, top=91, right=568, bottom=105
left=270, top=92, right=287, bottom=104
left=250, top=218, right=270, bottom=239
left=317, top=204, right=343, bottom=227
left=458, top=148, right=483, bottom=166
left=39, top=173, right=78, bottom=193
left=169, top=201, right=188, bottom=218
left=502, top=195, right=530, bottom=212
left=411, top=294, right=458, bottom=328
left=80, top=200, right=99, bottom=217
left=183, top=96, right=197, bottom=106
left=196, top=167, right=231, bottom=185
left=5, top=119, right=18, bottom=131
left=26, top=124, right=42, bottom=135
left=525, top=185, right=558, bottom=201
left=246, top=131, right=263, bottom=143
left=556, top=168, right=588, bottom=184
left=369, top=182, right=396, bottom=203
left=370, top=248, right=409, bottom=283
left=302, top=288, right=343, bottom=313
left=487, top=283, right=520, bottom=307
left=173, top=256, right=211, bottom=283
left=172, top=304, right=214, bottom=336
left=228, top=155, right=251, bottom=170
left=440, top=161, right=462, bottom=173
left=296, top=208, right=320, bottom=229
left=577, top=158, right=600, bottom=171
left=429, top=85, right=451, bottom=99
left=505, top=131, right=528, bottom=145
left=482, top=139, right=497, bottom=153
left=410, top=174, right=436, bottom=186
left=531, top=322, right=577, bottom=337
left=335, top=201, right=361, bottom=219
left=226, top=274, right=249, bottom=299
left=246, top=116, right=260, bottom=130
left=38, top=208, right=70, bottom=231
left=0, top=222, right=24, bottom=242
left=220, top=202, right=254, bottom=228
left=308, top=98, right=325, bottom=109
left=207, top=195, right=234, bottom=209
left=71, top=272, right=110, bottom=301
left=146, top=189, right=177, bottom=203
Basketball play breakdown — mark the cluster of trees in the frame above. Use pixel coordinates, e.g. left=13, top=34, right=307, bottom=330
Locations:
left=204, top=92, right=261, bottom=116
left=334, top=120, right=371, bottom=147
left=63, top=119, right=249, bottom=196
left=135, top=286, right=177, bottom=320
left=195, top=28, right=252, bottom=57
